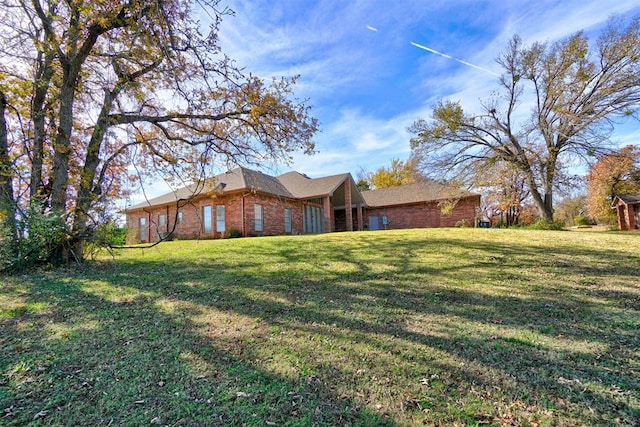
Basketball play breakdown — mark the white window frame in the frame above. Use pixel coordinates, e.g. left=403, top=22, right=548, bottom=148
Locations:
left=202, top=205, right=212, bottom=233
left=284, top=208, right=292, bottom=233
left=255, top=204, right=264, bottom=232
left=216, top=205, right=226, bottom=233
left=139, top=217, right=147, bottom=241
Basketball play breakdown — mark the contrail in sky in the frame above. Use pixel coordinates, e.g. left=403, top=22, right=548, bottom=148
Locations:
left=366, top=25, right=379, bottom=32
left=410, top=41, right=500, bottom=76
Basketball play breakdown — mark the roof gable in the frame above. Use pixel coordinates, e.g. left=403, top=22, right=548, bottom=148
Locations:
left=277, top=171, right=350, bottom=198
left=612, top=192, right=640, bottom=206
left=231, top=167, right=293, bottom=198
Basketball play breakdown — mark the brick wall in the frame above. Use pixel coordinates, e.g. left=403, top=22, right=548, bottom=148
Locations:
left=240, top=193, right=305, bottom=236
left=126, top=194, right=481, bottom=243
left=616, top=203, right=638, bottom=230
left=126, top=192, right=308, bottom=243
left=126, top=198, right=214, bottom=242
left=364, top=196, right=480, bottom=230
left=619, top=203, right=638, bottom=230
left=628, top=204, right=638, bottom=229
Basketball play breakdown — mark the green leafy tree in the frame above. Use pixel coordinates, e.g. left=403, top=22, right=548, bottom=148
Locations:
left=355, top=179, right=371, bottom=192
left=554, top=195, right=590, bottom=226
left=369, top=157, right=424, bottom=189
left=0, top=0, right=318, bottom=268
left=410, top=17, right=640, bottom=221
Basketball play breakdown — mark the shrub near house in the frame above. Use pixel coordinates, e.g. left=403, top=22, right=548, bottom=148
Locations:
left=125, top=167, right=480, bottom=242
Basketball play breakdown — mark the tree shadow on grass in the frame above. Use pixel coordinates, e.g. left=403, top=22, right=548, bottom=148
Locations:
left=2, top=231, right=639, bottom=425
left=158, top=235, right=639, bottom=423
left=0, top=277, right=393, bottom=426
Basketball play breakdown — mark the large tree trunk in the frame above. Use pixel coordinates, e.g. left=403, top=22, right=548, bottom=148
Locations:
left=30, top=50, right=55, bottom=204
left=43, top=2, right=122, bottom=265
left=529, top=187, right=553, bottom=220
left=521, top=165, right=554, bottom=221
left=541, top=152, right=558, bottom=221
left=523, top=153, right=556, bottom=221
left=71, top=89, right=116, bottom=258
left=542, top=192, right=554, bottom=221
left=50, top=81, right=75, bottom=213
left=0, top=90, right=17, bottom=239
left=48, top=77, right=78, bottom=265
left=29, top=53, right=53, bottom=204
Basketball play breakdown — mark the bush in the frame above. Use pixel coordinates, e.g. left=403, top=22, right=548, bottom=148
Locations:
left=573, top=215, right=591, bottom=226
left=455, top=219, right=472, bottom=227
left=0, top=205, right=67, bottom=272
left=84, top=219, right=128, bottom=259
left=224, top=228, right=243, bottom=239
left=525, top=218, right=566, bottom=230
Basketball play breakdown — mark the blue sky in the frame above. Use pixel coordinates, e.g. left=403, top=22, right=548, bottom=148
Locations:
left=127, top=1, right=640, bottom=205
left=215, top=0, right=640, bottom=177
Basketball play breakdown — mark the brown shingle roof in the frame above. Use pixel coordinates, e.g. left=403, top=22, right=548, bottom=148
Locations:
left=128, top=168, right=466, bottom=211
left=361, top=181, right=477, bottom=207
left=127, top=167, right=293, bottom=210
left=126, top=182, right=214, bottom=211
left=615, top=192, right=640, bottom=205
left=277, top=171, right=350, bottom=198
left=231, top=167, right=293, bottom=198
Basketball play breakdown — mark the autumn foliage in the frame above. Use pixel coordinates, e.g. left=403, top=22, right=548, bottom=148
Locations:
left=0, top=0, right=318, bottom=268
left=586, top=146, right=640, bottom=223
left=368, top=157, right=425, bottom=189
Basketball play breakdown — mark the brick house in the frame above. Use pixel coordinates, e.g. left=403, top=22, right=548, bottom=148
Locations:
left=361, top=181, right=480, bottom=230
left=612, top=193, right=640, bottom=230
left=125, top=167, right=480, bottom=243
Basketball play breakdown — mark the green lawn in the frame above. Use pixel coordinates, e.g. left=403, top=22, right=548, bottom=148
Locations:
left=1, top=228, right=639, bottom=426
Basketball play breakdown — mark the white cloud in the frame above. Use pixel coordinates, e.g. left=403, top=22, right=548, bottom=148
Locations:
left=285, top=107, right=420, bottom=177
left=204, top=0, right=640, bottom=178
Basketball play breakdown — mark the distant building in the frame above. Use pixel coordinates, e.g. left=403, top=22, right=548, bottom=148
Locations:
left=125, top=167, right=480, bottom=243
left=612, top=193, right=640, bottom=230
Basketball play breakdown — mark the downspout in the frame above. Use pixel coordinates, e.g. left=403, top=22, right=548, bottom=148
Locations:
left=147, top=209, right=151, bottom=242
left=241, top=193, right=246, bottom=236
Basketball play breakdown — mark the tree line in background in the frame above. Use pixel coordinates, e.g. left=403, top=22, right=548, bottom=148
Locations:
left=363, top=144, right=640, bottom=228
left=0, top=0, right=318, bottom=271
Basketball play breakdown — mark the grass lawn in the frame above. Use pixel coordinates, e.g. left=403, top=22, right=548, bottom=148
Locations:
left=1, top=228, right=639, bottom=426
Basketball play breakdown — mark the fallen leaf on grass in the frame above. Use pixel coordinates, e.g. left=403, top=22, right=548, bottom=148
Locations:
left=33, top=410, right=48, bottom=420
